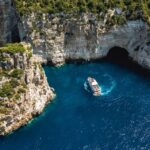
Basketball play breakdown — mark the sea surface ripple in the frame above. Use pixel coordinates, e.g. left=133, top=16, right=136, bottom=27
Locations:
left=0, top=62, right=150, bottom=150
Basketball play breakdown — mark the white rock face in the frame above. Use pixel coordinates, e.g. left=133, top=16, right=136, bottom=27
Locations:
left=0, top=43, right=55, bottom=135
left=22, top=13, right=150, bottom=69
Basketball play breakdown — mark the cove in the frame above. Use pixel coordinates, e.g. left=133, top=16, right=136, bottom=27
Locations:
left=1, top=61, right=150, bottom=150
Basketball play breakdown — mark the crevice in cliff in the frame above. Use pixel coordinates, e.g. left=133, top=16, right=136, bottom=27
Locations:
left=11, top=25, right=21, bottom=43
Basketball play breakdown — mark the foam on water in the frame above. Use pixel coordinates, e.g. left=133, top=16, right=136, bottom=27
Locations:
left=100, top=74, right=116, bottom=96
left=84, top=74, right=116, bottom=96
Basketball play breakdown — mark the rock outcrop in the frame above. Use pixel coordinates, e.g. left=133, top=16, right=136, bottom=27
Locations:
left=22, top=13, right=150, bottom=69
left=0, top=0, right=150, bottom=136
left=0, top=42, right=55, bottom=135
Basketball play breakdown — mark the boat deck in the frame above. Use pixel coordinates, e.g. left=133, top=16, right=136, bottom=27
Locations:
left=87, top=77, right=101, bottom=96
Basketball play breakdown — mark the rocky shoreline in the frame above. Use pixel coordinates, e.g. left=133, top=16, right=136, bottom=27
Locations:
left=0, top=93, right=55, bottom=136
left=0, top=0, right=57, bottom=135
left=0, top=0, right=150, bottom=136
left=0, top=42, right=55, bottom=136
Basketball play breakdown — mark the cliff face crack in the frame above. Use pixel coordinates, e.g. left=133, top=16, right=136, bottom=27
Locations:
left=11, top=24, right=21, bottom=43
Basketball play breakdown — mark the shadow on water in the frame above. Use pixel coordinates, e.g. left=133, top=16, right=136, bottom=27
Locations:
left=105, top=46, right=150, bottom=78
left=58, top=46, right=150, bottom=79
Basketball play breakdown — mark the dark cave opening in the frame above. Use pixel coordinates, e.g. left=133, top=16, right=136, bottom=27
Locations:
left=106, top=46, right=150, bottom=77
left=106, top=47, right=129, bottom=65
left=11, top=25, right=21, bottom=43
left=46, top=46, right=150, bottom=78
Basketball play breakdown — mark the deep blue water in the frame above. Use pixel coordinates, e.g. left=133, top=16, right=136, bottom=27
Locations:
left=1, top=62, right=150, bottom=150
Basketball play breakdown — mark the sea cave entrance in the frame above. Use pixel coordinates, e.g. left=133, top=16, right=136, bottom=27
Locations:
left=106, top=46, right=150, bottom=76
left=106, top=47, right=129, bottom=65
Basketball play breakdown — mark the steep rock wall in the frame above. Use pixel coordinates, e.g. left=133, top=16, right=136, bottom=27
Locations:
left=22, top=13, right=150, bottom=69
left=0, top=43, right=55, bottom=135
left=0, top=1, right=149, bottom=135
left=0, top=1, right=55, bottom=135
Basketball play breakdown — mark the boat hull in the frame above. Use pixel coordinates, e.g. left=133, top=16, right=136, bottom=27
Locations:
left=84, top=78, right=101, bottom=96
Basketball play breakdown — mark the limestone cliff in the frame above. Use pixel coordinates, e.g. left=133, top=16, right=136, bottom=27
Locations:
left=0, top=42, right=55, bottom=135
left=22, top=13, right=150, bottom=69
left=0, top=0, right=55, bottom=135
left=0, top=0, right=150, bottom=136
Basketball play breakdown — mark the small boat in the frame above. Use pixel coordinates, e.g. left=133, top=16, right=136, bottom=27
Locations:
left=84, top=77, right=101, bottom=96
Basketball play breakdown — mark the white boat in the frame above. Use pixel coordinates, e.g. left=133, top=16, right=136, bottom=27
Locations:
left=84, top=77, right=101, bottom=96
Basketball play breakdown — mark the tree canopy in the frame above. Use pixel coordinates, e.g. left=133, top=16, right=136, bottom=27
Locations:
left=14, top=0, right=150, bottom=24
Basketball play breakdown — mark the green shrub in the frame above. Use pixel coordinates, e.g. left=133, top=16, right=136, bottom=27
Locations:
left=28, top=52, right=32, bottom=58
left=111, top=15, right=126, bottom=25
left=0, top=43, right=25, bottom=54
left=10, top=79, right=19, bottom=88
left=0, top=107, right=11, bottom=114
left=0, top=70, right=9, bottom=78
left=0, top=82, right=15, bottom=98
left=14, top=93, right=20, bottom=100
left=18, top=87, right=26, bottom=94
left=21, top=82, right=27, bottom=89
left=14, top=0, right=150, bottom=26
left=10, top=69, right=24, bottom=79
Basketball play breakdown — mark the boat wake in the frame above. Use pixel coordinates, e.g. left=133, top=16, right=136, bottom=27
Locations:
left=84, top=74, right=116, bottom=96
left=100, top=80, right=116, bottom=96
left=84, top=82, right=91, bottom=93
left=101, top=74, right=116, bottom=96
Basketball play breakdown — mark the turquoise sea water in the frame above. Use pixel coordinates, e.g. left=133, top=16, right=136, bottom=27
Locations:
left=1, top=61, right=150, bottom=150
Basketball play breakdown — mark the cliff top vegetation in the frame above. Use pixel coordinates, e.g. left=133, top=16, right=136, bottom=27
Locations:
left=0, top=43, right=25, bottom=54
left=14, top=0, right=150, bottom=24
